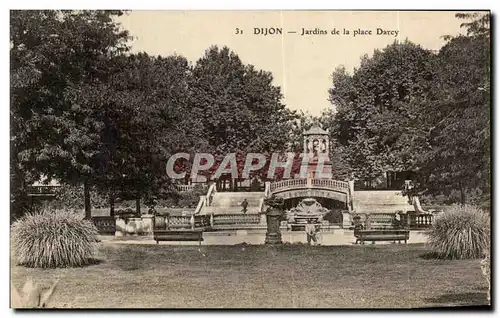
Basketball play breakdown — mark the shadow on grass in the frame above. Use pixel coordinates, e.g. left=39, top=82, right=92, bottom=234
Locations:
left=15, top=258, right=104, bottom=269
left=420, top=252, right=441, bottom=259
left=424, top=292, right=489, bottom=306
left=80, top=258, right=104, bottom=267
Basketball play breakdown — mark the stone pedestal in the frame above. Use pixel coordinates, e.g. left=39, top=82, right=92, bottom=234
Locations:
left=265, top=208, right=283, bottom=244
left=141, top=214, right=154, bottom=235
left=115, top=216, right=126, bottom=236
left=342, top=210, right=352, bottom=229
left=259, top=212, right=267, bottom=225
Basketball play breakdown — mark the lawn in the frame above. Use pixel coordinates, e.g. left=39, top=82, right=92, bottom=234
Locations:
left=11, top=242, right=489, bottom=308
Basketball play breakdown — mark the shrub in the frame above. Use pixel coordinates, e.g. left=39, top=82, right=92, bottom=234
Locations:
left=178, top=190, right=200, bottom=207
left=48, top=184, right=109, bottom=211
left=11, top=209, right=99, bottom=268
left=426, top=205, right=490, bottom=259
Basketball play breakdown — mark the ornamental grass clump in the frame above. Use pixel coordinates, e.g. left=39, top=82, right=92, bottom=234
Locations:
left=11, top=209, right=99, bottom=268
left=427, top=205, right=490, bottom=260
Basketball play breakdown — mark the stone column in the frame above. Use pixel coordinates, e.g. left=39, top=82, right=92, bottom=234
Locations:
left=348, top=180, right=355, bottom=212
left=342, top=210, right=352, bottom=229
left=265, top=208, right=283, bottom=244
left=115, top=216, right=126, bottom=236
left=190, top=214, right=195, bottom=230
left=141, top=214, right=155, bottom=236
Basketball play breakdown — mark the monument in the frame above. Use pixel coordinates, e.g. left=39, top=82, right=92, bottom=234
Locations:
left=302, top=124, right=332, bottom=179
left=285, top=198, right=330, bottom=230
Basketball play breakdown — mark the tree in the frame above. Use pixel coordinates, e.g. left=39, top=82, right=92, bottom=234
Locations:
left=11, top=10, right=130, bottom=218
left=325, top=12, right=491, bottom=205
left=325, top=41, right=436, bottom=182
left=414, top=13, right=490, bottom=205
left=188, top=46, right=299, bottom=182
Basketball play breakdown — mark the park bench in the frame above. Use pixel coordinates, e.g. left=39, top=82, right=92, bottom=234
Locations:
left=153, top=230, right=204, bottom=244
left=355, top=229, right=409, bottom=245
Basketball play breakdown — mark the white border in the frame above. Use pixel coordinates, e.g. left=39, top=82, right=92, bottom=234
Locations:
left=2, top=1, right=498, bottom=317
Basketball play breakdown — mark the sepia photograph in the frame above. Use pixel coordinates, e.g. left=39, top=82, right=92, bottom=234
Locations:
left=9, top=9, right=491, bottom=309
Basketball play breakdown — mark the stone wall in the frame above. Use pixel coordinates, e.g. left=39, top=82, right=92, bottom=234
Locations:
left=115, top=214, right=154, bottom=236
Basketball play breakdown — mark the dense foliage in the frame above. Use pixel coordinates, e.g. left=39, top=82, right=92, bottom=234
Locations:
left=10, top=11, right=299, bottom=218
left=11, top=11, right=490, bottom=217
left=325, top=13, right=490, bottom=205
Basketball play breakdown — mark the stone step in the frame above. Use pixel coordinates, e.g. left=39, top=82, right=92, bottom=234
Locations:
left=201, top=206, right=261, bottom=215
left=210, top=192, right=265, bottom=208
left=353, top=190, right=414, bottom=214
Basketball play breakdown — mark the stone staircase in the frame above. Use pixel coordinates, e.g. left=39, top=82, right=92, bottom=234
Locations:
left=353, top=190, right=414, bottom=214
left=201, top=192, right=266, bottom=215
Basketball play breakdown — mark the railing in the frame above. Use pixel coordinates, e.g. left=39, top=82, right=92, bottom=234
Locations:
left=311, top=179, right=349, bottom=189
left=205, top=182, right=217, bottom=206
left=91, top=216, right=116, bottom=235
left=194, top=196, right=206, bottom=215
left=270, top=179, right=307, bottom=192
left=352, top=212, right=435, bottom=230
left=270, top=178, right=349, bottom=193
left=352, top=212, right=396, bottom=229
left=264, top=181, right=271, bottom=197
left=155, top=214, right=211, bottom=231
left=26, top=185, right=60, bottom=196
left=404, top=212, right=434, bottom=229
left=175, top=184, right=196, bottom=192
left=212, top=214, right=261, bottom=226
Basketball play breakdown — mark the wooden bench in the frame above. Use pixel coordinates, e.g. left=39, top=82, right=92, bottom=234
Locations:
left=153, top=230, right=204, bottom=244
left=355, top=229, right=409, bottom=245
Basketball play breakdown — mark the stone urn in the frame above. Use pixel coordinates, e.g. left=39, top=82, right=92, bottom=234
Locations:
left=264, top=196, right=284, bottom=244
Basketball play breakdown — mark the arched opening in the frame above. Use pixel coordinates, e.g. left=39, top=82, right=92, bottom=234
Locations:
left=282, top=196, right=346, bottom=226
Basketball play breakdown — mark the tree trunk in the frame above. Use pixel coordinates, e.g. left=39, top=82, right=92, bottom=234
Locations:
left=136, top=197, right=141, bottom=215
left=459, top=184, right=466, bottom=206
left=84, top=179, right=91, bottom=219
left=109, top=194, right=115, bottom=217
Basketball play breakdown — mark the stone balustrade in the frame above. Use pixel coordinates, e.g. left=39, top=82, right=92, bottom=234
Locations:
left=175, top=184, right=196, bottom=192
left=91, top=216, right=116, bottom=235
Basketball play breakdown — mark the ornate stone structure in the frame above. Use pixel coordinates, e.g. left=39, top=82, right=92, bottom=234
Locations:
left=286, top=198, right=330, bottom=225
left=302, top=124, right=332, bottom=178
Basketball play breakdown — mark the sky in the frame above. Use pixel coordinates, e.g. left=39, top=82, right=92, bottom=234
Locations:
left=117, top=10, right=472, bottom=115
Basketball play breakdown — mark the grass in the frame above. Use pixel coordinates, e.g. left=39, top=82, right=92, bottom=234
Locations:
left=10, top=242, right=489, bottom=308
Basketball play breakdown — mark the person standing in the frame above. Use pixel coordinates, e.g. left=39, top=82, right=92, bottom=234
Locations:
left=241, top=199, right=248, bottom=214
left=364, top=213, right=372, bottom=230
left=393, top=211, right=402, bottom=229
left=305, top=219, right=319, bottom=245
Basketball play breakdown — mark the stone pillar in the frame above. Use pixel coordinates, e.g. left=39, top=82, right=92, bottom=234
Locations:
left=348, top=180, right=355, bottom=212
left=190, top=214, right=195, bottom=230
left=141, top=214, right=154, bottom=235
left=342, top=210, right=352, bottom=229
left=265, top=208, right=283, bottom=244
left=115, top=216, right=126, bottom=236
